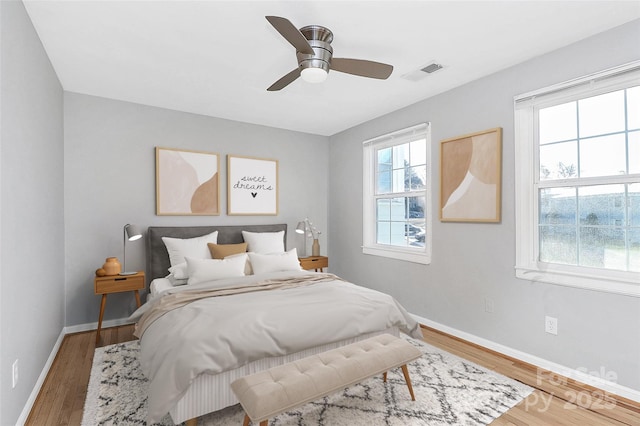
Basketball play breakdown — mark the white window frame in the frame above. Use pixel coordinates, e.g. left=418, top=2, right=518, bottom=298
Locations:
left=514, top=61, right=640, bottom=297
left=362, top=123, right=432, bottom=264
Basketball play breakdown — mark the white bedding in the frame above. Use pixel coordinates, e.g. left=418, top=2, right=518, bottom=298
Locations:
left=131, top=271, right=421, bottom=423
left=148, top=277, right=174, bottom=299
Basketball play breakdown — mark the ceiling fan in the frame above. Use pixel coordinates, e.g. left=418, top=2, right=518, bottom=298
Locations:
left=265, top=16, right=394, bottom=91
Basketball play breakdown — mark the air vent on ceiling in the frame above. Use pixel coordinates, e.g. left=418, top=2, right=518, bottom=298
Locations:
left=421, top=63, right=443, bottom=74
left=402, top=61, right=444, bottom=82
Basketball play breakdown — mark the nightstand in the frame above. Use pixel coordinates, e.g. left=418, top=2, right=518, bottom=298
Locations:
left=299, top=256, right=329, bottom=272
left=94, top=271, right=145, bottom=343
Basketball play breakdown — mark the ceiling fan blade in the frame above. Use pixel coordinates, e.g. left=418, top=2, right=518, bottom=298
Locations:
left=267, top=68, right=301, bottom=91
left=331, top=58, right=393, bottom=79
left=266, top=16, right=314, bottom=55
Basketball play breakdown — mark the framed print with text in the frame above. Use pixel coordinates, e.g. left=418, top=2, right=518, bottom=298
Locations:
left=227, top=155, right=279, bottom=215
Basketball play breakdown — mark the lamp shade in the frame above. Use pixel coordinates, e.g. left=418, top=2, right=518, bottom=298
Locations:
left=121, top=224, right=142, bottom=275
left=295, top=221, right=306, bottom=234
left=125, top=224, right=142, bottom=241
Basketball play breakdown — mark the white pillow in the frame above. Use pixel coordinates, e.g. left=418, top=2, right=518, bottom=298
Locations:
left=166, top=274, right=188, bottom=287
left=168, top=262, right=188, bottom=279
left=226, top=252, right=253, bottom=275
left=241, top=230, right=285, bottom=254
left=162, top=231, right=218, bottom=267
left=248, top=248, right=302, bottom=275
left=186, top=254, right=247, bottom=286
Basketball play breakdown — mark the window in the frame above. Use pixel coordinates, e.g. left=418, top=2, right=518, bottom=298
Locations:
left=363, top=123, right=431, bottom=264
left=515, top=62, right=640, bottom=296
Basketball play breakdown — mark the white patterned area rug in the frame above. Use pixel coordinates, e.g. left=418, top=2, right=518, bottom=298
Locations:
left=82, top=336, right=533, bottom=425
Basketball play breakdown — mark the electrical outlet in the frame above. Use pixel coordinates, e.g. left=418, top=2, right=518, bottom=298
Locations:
left=484, top=297, right=494, bottom=313
left=12, top=359, right=18, bottom=389
left=545, top=316, right=558, bottom=335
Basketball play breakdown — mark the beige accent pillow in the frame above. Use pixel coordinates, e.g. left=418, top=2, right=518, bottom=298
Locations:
left=208, top=242, right=248, bottom=259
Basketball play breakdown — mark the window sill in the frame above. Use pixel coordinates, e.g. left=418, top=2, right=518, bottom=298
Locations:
left=363, top=245, right=430, bottom=265
left=515, top=264, right=640, bottom=297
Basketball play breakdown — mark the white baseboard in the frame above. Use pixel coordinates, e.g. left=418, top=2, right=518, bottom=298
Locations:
left=64, top=317, right=136, bottom=334
left=17, top=318, right=136, bottom=424
left=16, top=329, right=66, bottom=425
left=413, top=313, right=640, bottom=403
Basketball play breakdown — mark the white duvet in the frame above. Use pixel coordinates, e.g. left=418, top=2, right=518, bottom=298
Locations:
left=129, top=271, right=422, bottom=422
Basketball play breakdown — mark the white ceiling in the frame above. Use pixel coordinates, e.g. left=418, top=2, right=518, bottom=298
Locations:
left=23, top=1, right=640, bottom=136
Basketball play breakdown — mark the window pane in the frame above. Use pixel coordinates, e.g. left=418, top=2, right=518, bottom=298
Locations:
left=579, top=90, right=625, bottom=137
left=580, top=227, right=624, bottom=269
left=408, top=196, right=425, bottom=219
left=630, top=183, right=640, bottom=227
left=377, top=147, right=392, bottom=171
left=539, top=141, right=577, bottom=180
left=375, top=196, right=427, bottom=249
left=393, top=169, right=406, bottom=192
left=540, top=225, right=577, bottom=265
left=377, top=199, right=391, bottom=220
left=630, top=229, right=640, bottom=272
left=539, top=187, right=576, bottom=225
left=410, top=139, right=426, bottom=166
left=578, top=185, right=625, bottom=226
left=628, top=86, right=640, bottom=130
left=408, top=165, right=426, bottom=190
left=376, top=221, right=390, bottom=244
left=390, top=197, right=405, bottom=220
left=406, top=221, right=425, bottom=247
left=540, top=101, right=577, bottom=144
left=377, top=171, right=391, bottom=194
left=393, top=143, right=409, bottom=169
left=390, top=222, right=406, bottom=246
left=630, top=131, right=640, bottom=174
left=579, top=134, right=626, bottom=177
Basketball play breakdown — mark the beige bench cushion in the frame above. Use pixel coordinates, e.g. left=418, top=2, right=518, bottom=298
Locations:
left=230, top=334, right=422, bottom=422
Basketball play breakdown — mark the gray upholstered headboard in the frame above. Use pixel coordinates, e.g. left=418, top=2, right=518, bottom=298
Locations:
left=147, top=224, right=287, bottom=281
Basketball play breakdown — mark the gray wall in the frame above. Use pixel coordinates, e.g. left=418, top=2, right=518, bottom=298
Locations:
left=328, top=20, right=640, bottom=392
left=64, top=93, right=329, bottom=326
left=0, top=1, right=65, bottom=424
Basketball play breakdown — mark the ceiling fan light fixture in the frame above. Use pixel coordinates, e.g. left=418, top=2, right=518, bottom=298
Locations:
left=301, top=67, right=328, bottom=83
left=265, top=16, right=393, bottom=91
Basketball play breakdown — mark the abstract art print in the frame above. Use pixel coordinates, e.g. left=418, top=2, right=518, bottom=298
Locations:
left=227, top=155, right=278, bottom=215
left=156, top=147, right=220, bottom=215
left=440, top=128, right=502, bottom=222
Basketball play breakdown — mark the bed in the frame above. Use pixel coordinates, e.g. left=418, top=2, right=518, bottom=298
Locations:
left=133, top=224, right=422, bottom=424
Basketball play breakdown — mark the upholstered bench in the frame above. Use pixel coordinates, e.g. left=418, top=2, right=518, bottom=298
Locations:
left=230, top=333, right=423, bottom=426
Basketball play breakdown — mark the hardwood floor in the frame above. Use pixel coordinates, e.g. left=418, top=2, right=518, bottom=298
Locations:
left=26, top=324, right=639, bottom=425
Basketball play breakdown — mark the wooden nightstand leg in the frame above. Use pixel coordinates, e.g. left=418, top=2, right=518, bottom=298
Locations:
left=134, top=290, right=142, bottom=308
left=96, top=294, right=107, bottom=344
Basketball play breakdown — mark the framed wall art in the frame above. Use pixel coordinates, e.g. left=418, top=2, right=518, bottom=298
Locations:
left=440, top=127, right=502, bottom=223
left=227, top=155, right=279, bottom=215
left=156, top=147, right=220, bottom=215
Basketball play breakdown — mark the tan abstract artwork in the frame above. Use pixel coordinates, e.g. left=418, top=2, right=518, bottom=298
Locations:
left=440, top=128, right=502, bottom=222
left=156, top=147, right=220, bottom=215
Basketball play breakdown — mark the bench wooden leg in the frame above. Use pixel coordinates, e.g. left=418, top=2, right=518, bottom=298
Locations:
left=401, top=364, right=416, bottom=401
left=383, top=372, right=387, bottom=382
left=184, top=418, right=198, bottom=426
left=242, top=414, right=268, bottom=426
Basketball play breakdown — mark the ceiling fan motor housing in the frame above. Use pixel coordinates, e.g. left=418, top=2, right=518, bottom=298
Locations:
left=297, top=25, right=333, bottom=74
